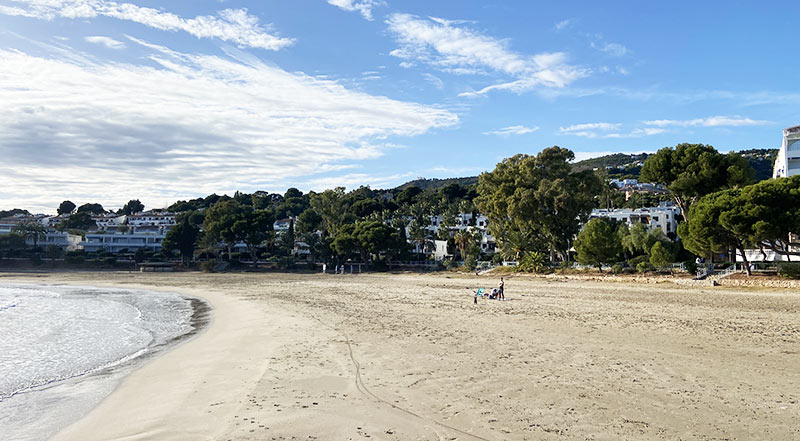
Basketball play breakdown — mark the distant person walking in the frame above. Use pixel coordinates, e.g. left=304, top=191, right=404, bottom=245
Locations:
left=498, top=277, right=505, bottom=301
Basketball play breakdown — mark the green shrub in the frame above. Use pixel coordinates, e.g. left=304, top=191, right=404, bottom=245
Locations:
left=636, top=261, right=651, bottom=273
left=65, top=255, right=85, bottom=264
left=627, top=255, right=649, bottom=268
left=611, top=264, right=624, bottom=274
left=29, top=255, right=43, bottom=266
left=778, top=262, right=800, bottom=279
left=199, top=260, right=216, bottom=273
left=491, top=253, right=503, bottom=265
left=463, top=254, right=478, bottom=271
left=683, top=259, right=698, bottom=274
left=102, top=257, right=117, bottom=265
left=518, top=251, right=547, bottom=273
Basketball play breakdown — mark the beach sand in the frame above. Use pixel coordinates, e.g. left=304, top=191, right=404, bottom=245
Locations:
left=3, top=271, right=799, bottom=441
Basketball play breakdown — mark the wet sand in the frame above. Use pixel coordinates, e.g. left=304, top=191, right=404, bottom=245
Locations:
left=3, top=271, right=798, bottom=441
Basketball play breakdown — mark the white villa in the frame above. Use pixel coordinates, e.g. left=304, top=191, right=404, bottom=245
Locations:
left=81, top=232, right=165, bottom=253
left=772, top=125, right=800, bottom=178
left=589, top=202, right=681, bottom=236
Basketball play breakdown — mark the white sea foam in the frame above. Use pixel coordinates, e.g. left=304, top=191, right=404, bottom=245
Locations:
left=0, top=283, right=200, bottom=441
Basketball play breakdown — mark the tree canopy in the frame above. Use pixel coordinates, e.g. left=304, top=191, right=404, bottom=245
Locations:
left=575, top=218, right=621, bottom=271
left=476, top=146, right=602, bottom=260
left=57, top=200, right=76, bottom=215
left=76, top=203, right=105, bottom=214
left=120, top=199, right=145, bottom=215
left=640, top=143, right=754, bottom=221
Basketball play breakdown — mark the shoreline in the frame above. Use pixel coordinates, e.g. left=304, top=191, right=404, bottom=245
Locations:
left=1, top=271, right=796, bottom=440
left=0, top=281, right=212, bottom=441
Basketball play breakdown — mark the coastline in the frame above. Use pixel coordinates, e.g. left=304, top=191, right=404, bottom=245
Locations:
left=1, top=271, right=797, bottom=440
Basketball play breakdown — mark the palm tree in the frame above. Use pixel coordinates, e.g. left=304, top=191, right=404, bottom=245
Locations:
left=453, top=230, right=472, bottom=260
left=12, top=221, right=47, bottom=249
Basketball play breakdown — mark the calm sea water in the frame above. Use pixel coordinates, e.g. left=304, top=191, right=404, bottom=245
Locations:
left=0, top=283, right=205, bottom=441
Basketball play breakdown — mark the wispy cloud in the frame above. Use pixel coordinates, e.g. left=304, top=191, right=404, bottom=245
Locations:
left=327, top=0, right=385, bottom=21
left=554, top=18, right=575, bottom=31
left=0, top=1, right=293, bottom=50
left=0, top=40, right=457, bottom=212
left=644, top=116, right=771, bottom=127
left=560, top=122, right=663, bottom=138
left=592, top=41, right=627, bottom=57
left=84, top=35, right=125, bottom=49
left=385, top=13, right=588, bottom=96
left=482, top=125, right=540, bottom=137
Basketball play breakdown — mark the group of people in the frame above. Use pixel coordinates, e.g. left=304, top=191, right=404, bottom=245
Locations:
left=474, top=277, right=505, bottom=304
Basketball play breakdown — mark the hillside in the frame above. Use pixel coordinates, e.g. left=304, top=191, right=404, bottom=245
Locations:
left=394, top=176, right=479, bottom=191
left=392, top=149, right=778, bottom=191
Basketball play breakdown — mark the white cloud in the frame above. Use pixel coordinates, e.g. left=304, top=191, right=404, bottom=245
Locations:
left=560, top=122, right=621, bottom=133
left=0, top=1, right=293, bottom=50
left=560, top=123, right=663, bottom=139
left=593, top=42, right=627, bottom=57
left=482, top=125, right=540, bottom=137
left=84, top=35, right=125, bottom=49
left=327, top=0, right=385, bottom=21
left=644, top=116, right=771, bottom=127
left=0, top=41, right=457, bottom=212
left=385, top=13, right=588, bottom=96
left=422, top=72, right=444, bottom=90
left=554, top=18, right=575, bottom=31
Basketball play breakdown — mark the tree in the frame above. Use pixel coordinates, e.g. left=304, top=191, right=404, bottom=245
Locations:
left=640, top=143, right=754, bottom=221
left=679, top=189, right=753, bottom=274
left=11, top=221, right=47, bottom=249
left=453, top=229, right=481, bottom=260
left=296, top=209, right=323, bottom=234
left=120, top=199, right=145, bottom=215
left=310, top=187, right=349, bottom=236
left=77, top=203, right=105, bottom=214
left=57, top=200, right=76, bottom=215
left=649, top=241, right=675, bottom=270
left=161, top=218, right=199, bottom=264
left=226, top=209, right=275, bottom=268
left=395, top=186, right=422, bottom=206
left=408, top=220, right=432, bottom=256
left=0, top=232, right=26, bottom=254
left=57, top=212, right=96, bottom=231
left=476, top=147, right=602, bottom=261
left=575, top=218, right=622, bottom=271
left=202, top=200, right=246, bottom=260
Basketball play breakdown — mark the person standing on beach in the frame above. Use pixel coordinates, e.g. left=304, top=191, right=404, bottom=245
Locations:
left=498, top=277, right=505, bottom=300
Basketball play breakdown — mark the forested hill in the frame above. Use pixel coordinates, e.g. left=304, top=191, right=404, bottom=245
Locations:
left=393, top=148, right=778, bottom=191
left=395, top=176, right=478, bottom=191
left=571, top=149, right=778, bottom=182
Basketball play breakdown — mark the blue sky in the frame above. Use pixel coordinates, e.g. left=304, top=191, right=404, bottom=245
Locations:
left=1, top=1, right=798, bottom=212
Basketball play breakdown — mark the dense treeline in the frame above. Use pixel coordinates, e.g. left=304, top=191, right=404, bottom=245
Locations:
left=1, top=144, right=797, bottom=276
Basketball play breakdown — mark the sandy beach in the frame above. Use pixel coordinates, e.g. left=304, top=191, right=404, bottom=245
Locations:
left=3, top=271, right=799, bottom=441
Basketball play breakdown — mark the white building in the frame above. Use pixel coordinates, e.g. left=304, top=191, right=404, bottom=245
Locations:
left=589, top=202, right=681, bottom=236
left=772, top=125, right=800, bottom=178
left=125, top=211, right=176, bottom=229
left=406, top=212, right=496, bottom=258
left=0, top=215, right=82, bottom=250
left=81, top=232, right=166, bottom=253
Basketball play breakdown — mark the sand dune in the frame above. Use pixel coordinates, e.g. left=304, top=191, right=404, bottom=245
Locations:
left=4, top=271, right=798, bottom=441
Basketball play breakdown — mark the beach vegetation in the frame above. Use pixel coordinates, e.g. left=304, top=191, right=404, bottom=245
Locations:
left=575, top=218, right=622, bottom=272
left=777, top=262, right=800, bottom=279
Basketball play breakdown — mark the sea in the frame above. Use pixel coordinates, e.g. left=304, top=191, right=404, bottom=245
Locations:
left=0, top=283, right=208, bottom=441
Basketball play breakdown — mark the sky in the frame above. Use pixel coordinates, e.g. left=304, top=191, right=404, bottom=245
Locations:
left=1, top=1, right=799, bottom=213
